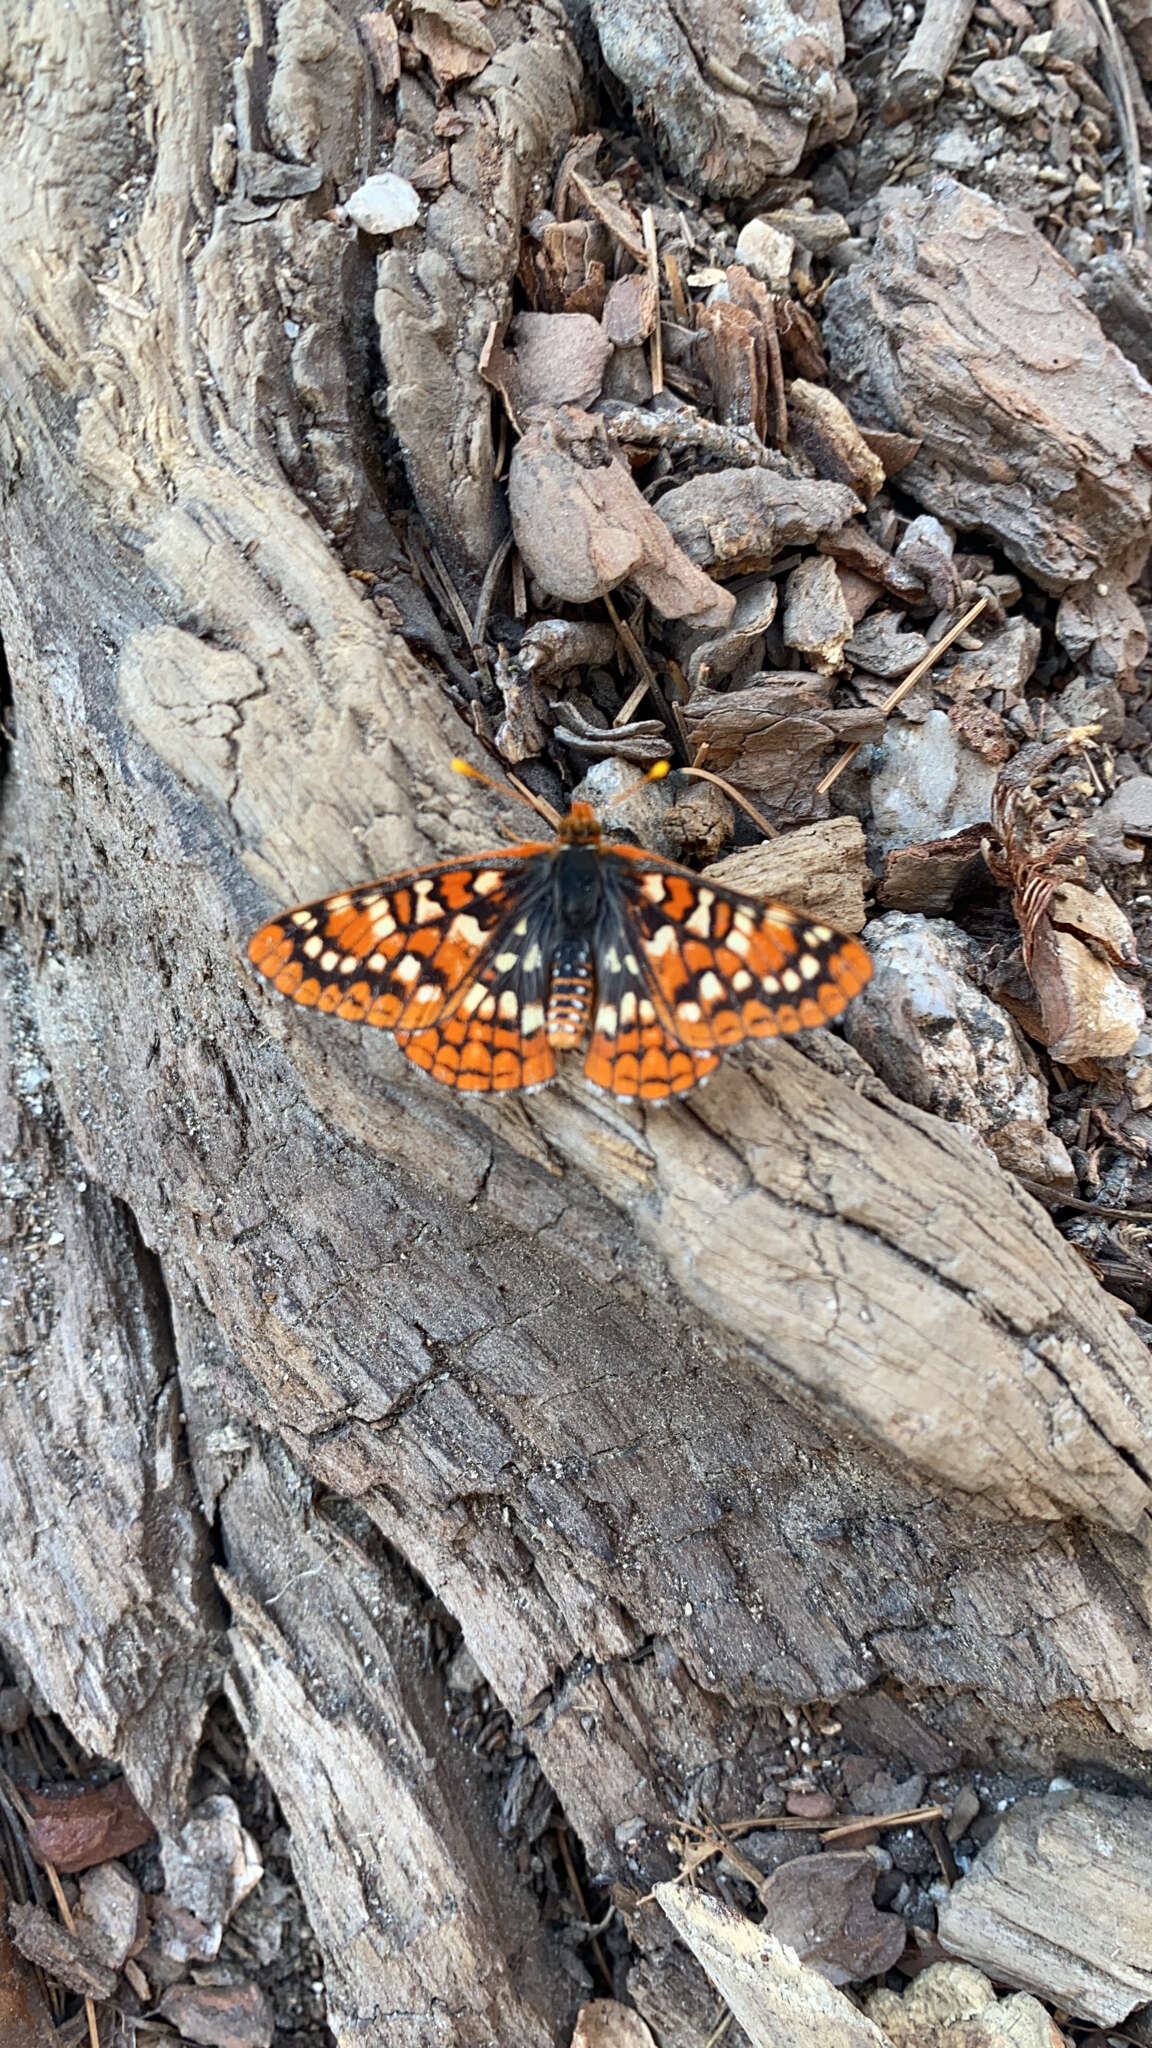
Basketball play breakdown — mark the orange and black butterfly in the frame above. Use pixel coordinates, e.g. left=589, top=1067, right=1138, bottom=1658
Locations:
left=247, top=789, right=871, bottom=1101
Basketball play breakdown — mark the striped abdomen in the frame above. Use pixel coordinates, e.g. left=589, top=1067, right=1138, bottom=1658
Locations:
left=547, top=939, right=594, bottom=1048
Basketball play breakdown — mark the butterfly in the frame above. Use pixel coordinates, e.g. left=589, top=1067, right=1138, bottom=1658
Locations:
left=247, top=797, right=872, bottom=1101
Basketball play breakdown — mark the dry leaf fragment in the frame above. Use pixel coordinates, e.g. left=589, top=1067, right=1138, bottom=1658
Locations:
left=26, top=1777, right=155, bottom=1873
left=758, top=1850, right=908, bottom=1985
left=509, top=409, right=734, bottom=627
left=988, top=733, right=1146, bottom=1063
left=408, top=0, right=494, bottom=83
left=482, top=312, right=614, bottom=416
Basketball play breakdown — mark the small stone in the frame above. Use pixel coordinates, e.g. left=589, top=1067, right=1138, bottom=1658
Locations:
left=869, top=710, right=999, bottom=853
left=849, top=0, right=894, bottom=43
left=734, top=218, right=795, bottom=291
left=762, top=205, right=851, bottom=254
left=933, top=126, right=983, bottom=171
left=157, top=1981, right=274, bottom=2048
left=344, top=171, right=421, bottom=234
left=970, top=56, right=1043, bottom=117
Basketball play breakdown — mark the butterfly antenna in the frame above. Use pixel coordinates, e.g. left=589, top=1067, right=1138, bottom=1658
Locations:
left=450, top=757, right=562, bottom=829
left=601, top=761, right=672, bottom=811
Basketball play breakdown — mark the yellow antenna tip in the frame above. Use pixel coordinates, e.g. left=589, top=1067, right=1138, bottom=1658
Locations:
left=451, top=757, right=481, bottom=779
left=647, top=760, right=671, bottom=781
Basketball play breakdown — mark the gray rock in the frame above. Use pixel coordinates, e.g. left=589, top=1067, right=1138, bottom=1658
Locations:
left=971, top=56, right=1043, bottom=118
left=843, top=913, right=1076, bottom=1187
left=869, top=710, right=999, bottom=852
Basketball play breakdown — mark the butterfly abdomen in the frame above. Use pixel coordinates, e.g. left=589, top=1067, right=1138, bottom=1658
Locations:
left=547, top=940, right=594, bottom=1048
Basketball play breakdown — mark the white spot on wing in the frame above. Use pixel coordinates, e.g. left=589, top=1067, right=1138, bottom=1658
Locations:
left=699, top=971, right=723, bottom=1003
left=448, top=914, right=485, bottom=949
left=304, top=936, right=323, bottom=959
left=498, top=990, right=518, bottom=1020
left=685, top=892, right=714, bottom=938
left=597, top=1003, right=619, bottom=1038
left=645, top=923, right=678, bottom=958
left=319, top=950, right=338, bottom=972
left=620, top=990, right=638, bottom=1025
left=394, top=953, right=421, bottom=984
left=521, top=1001, right=545, bottom=1034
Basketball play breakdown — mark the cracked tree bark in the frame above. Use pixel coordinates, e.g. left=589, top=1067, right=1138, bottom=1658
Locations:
left=1, top=0, right=1152, bottom=2043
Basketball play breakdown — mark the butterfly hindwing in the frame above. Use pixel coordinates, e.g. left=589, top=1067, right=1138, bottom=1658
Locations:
left=580, top=886, right=721, bottom=1100
left=611, top=854, right=872, bottom=1053
left=394, top=886, right=559, bottom=1093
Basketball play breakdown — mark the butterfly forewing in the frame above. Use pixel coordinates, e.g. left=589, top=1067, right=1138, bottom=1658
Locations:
left=246, top=844, right=559, bottom=1080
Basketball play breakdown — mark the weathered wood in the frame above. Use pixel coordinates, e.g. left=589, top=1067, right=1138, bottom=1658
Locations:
left=937, top=1790, right=1152, bottom=2025
left=2, top=0, right=1152, bottom=2040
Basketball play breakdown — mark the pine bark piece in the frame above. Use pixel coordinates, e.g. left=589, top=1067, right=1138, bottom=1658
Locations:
left=657, top=468, right=862, bottom=575
left=588, top=0, right=854, bottom=197
left=5, top=1906, right=118, bottom=2003
left=705, top=817, right=869, bottom=932
left=786, top=381, right=886, bottom=501
left=937, top=1789, right=1152, bottom=2025
left=782, top=554, right=855, bottom=671
left=684, top=676, right=880, bottom=820
left=0, top=1877, right=56, bottom=2048
left=824, top=180, right=1152, bottom=593
left=695, top=299, right=769, bottom=440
